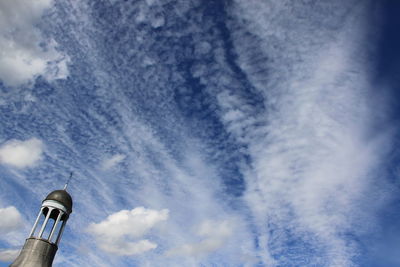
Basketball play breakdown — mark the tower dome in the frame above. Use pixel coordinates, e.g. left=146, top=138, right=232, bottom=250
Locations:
left=44, top=190, right=73, bottom=214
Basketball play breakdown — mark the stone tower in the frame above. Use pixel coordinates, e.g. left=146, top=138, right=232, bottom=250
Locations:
left=10, top=189, right=73, bottom=267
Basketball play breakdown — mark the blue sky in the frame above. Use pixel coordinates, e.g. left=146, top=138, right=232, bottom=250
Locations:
left=0, top=0, right=400, bottom=266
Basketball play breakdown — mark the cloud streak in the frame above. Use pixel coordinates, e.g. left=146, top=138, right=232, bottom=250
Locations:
left=0, top=1, right=394, bottom=266
left=0, top=249, right=19, bottom=263
left=218, top=1, right=392, bottom=265
left=166, top=220, right=234, bottom=257
left=101, top=154, right=126, bottom=170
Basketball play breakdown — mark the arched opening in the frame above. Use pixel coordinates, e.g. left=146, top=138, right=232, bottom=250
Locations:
left=29, top=205, right=69, bottom=244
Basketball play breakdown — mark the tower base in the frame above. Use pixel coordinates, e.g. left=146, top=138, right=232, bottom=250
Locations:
left=10, top=238, right=57, bottom=267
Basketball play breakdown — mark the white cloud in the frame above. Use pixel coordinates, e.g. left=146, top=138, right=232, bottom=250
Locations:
left=87, top=207, right=169, bottom=256
left=99, top=239, right=157, bottom=256
left=0, top=138, right=44, bottom=168
left=0, top=249, right=19, bottom=262
left=0, top=0, right=69, bottom=87
left=166, top=220, right=233, bottom=257
left=216, top=1, right=389, bottom=265
left=0, top=1, right=384, bottom=266
left=101, top=154, right=126, bottom=170
left=0, top=206, right=23, bottom=234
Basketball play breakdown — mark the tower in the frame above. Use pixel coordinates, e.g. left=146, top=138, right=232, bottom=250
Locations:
left=10, top=188, right=73, bottom=267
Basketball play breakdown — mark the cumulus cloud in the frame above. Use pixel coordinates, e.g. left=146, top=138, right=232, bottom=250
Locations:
left=0, top=138, right=44, bottom=168
left=0, top=206, right=23, bottom=234
left=166, top=220, right=233, bottom=257
left=0, top=249, right=19, bottom=262
left=101, top=154, right=126, bottom=170
left=87, top=207, right=169, bottom=256
left=0, top=0, right=69, bottom=87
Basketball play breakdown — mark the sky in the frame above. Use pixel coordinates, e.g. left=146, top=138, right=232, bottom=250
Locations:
left=0, top=0, right=400, bottom=266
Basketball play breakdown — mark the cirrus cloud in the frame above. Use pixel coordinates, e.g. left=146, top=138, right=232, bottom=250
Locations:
left=166, top=220, right=234, bottom=257
left=0, top=249, right=19, bottom=263
left=101, top=154, right=126, bottom=170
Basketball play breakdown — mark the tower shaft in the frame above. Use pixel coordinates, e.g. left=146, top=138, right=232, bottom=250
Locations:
left=10, top=238, right=57, bottom=267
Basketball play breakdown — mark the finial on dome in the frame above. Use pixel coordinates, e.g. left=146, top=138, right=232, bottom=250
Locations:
left=63, top=172, right=73, bottom=190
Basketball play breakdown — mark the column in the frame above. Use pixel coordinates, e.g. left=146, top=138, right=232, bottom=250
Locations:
left=48, top=210, right=63, bottom=243
left=55, top=219, right=67, bottom=245
left=29, top=207, right=44, bottom=237
left=38, top=207, right=54, bottom=238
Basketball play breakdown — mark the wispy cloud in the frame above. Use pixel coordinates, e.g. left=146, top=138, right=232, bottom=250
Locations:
left=0, top=249, right=19, bottom=263
left=0, top=0, right=69, bottom=87
left=87, top=207, right=169, bottom=256
left=166, top=220, right=234, bottom=257
left=0, top=138, right=44, bottom=168
left=101, top=154, right=126, bottom=170
left=0, top=1, right=393, bottom=266
left=218, top=1, right=392, bottom=265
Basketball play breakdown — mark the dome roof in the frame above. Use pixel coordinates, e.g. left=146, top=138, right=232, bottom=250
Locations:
left=44, top=190, right=73, bottom=214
